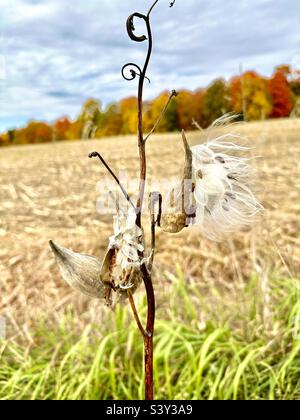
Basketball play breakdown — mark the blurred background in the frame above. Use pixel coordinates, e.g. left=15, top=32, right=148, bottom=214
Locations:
left=0, top=0, right=300, bottom=400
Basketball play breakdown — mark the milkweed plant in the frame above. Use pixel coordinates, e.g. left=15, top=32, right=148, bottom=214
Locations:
left=50, top=0, right=263, bottom=400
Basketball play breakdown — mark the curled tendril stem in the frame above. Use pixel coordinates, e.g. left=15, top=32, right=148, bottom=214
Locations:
left=121, top=63, right=143, bottom=81
left=122, top=64, right=151, bottom=84
left=127, top=13, right=148, bottom=42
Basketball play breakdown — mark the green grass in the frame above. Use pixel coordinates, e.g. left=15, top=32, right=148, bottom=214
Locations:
left=1, top=271, right=300, bottom=400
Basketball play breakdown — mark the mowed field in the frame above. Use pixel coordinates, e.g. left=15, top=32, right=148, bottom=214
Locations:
left=0, top=118, right=300, bottom=337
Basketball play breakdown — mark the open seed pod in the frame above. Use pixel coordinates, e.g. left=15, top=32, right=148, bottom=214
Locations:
left=50, top=241, right=145, bottom=307
left=160, top=130, right=194, bottom=233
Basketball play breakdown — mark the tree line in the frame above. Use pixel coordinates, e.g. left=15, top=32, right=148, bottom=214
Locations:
left=1, top=65, right=299, bottom=147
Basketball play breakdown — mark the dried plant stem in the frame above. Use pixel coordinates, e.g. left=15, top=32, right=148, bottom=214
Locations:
left=122, top=0, right=176, bottom=400
left=141, top=263, right=155, bottom=401
left=131, top=4, right=156, bottom=401
left=89, top=151, right=136, bottom=209
left=144, top=90, right=178, bottom=142
left=127, top=290, right=147, bottom=338
left=137, top=124, right=156, bottom=400
left=192, top=118, right=204, bottom=132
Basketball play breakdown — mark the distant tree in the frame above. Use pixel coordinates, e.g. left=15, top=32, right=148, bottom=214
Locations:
left=79, top=98, right=102, bottom=139
left=242, top=72, right=272, bottom=121
left=54, top=117, right=72, bottom=141
left=0, top=134, right=8, bottom=146
left=12, top=121, right=52, bottom=144
left=269, top=69, right=293, bottom=118
left=96, top=103, right=122, bottom=137
left=35, top=122, right=52, bottom=143
left=193, top=89, right=205, bottom=127
left=176, top=90, right=202, bottom=130
left=68, top=120, right=84, bottom=140
left=290, top=79, right=300, bottom=97
left=119, top=97, right=138, bottom=134
left=7, top=129, right=15, bottom=144
left=275, top=64, right=291, bottom=76
left=202, top=79, right=231, bottom=126
left=229, top=76, right=243, bottom=114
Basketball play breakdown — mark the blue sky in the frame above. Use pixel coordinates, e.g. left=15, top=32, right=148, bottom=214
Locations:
left=0, top=0, right=300, bottom=132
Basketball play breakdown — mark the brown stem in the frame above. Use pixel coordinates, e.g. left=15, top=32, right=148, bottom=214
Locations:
left=127, top=289, right=147, bottom=338
left=148, top=0, right=159, bottom=17
left=89, top=151, right=136, bottom=210
left=144, top=90, right=178, bottom=142
left=192, top=118, right=204, bottom=132
left=141, top=263, right=155, bottom=401
left=123, top=0, right=172, bottom=400
left=135, top=12, right=156, bottom=401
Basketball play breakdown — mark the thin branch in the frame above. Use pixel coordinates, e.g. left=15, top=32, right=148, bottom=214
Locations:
left=147, top=0, right=159, bottom=17
left=150, top=217, right=156, bottom=271
left=127, top=289, right=147, bottom=338
left=144, top=90, right=178, bottom=142
left=89, top=152, right=136, bottom=210
left=192, top=118, right=204, bottom=132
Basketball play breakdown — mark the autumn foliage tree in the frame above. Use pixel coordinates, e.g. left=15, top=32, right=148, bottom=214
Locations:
left=0, top=134, right=8, bottom=147
left=229, top=76, right=243, bottom=115
left=1, top=64, right=298, bottom=147
left=176, top=89, right=203, bottom=130
left=242, top=71, right=272, bottom=121
left=95, top=103, right=122, bottom=137
left=202, top=79, right=231, bottom=126
left=54, top=117, right=72, bottom=141
left=269, top=69, right=293, bottom=118
left=12, top=121, right=52, bottom=144
left=119, top=97, right=138, bottom=135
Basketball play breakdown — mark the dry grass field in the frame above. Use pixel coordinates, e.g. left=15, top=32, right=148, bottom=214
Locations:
left=1, top=118, right=300, bottom=400
left=0, top=118, right=300, bottom=339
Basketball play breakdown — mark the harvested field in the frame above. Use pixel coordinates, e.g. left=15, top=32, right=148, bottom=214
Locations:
left=0, top=118, right=300, bottom=339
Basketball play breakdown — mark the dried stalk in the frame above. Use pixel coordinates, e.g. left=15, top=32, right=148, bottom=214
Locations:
left=120, top=0, right=177, bottom=400
left=88, top=152, right=135, bottom=210
left=144, top=90, right=178, bottom=142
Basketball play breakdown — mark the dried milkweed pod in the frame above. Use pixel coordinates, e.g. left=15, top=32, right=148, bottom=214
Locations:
left=50, top=206, right=150, bottom=306
left=50, top=241, right=144, bottom=306
left=160, top=130, right=194, bottom=233
left=159, top=213, right=187, bottom=234
left=49, top=240, right=106, bottom=299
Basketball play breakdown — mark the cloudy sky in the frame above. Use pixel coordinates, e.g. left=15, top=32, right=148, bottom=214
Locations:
left=0, top=0, right=299, bottom=131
